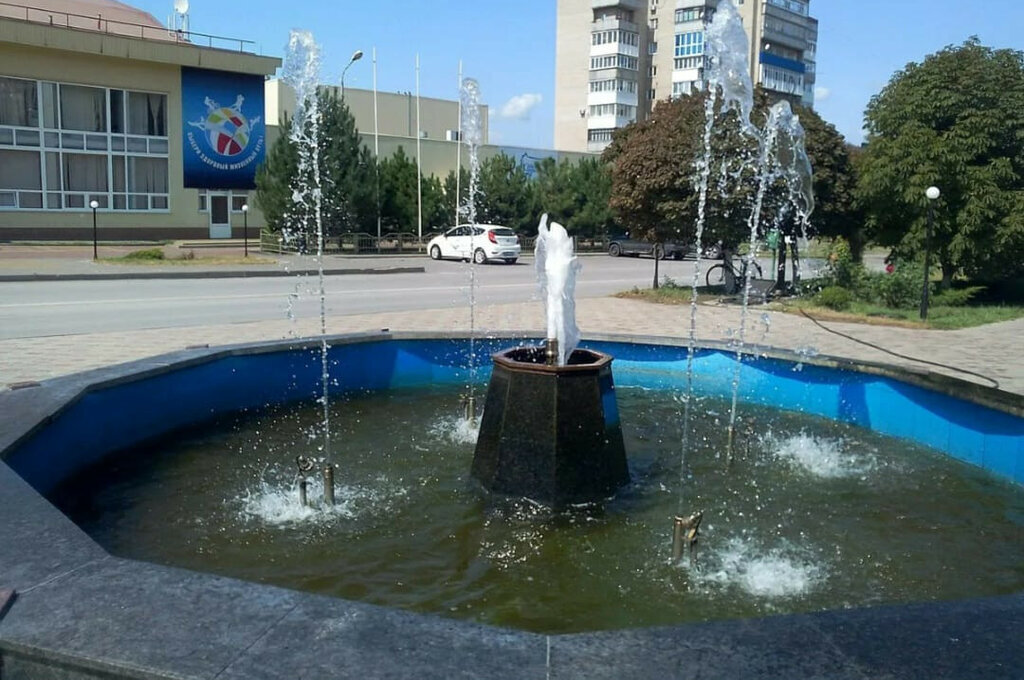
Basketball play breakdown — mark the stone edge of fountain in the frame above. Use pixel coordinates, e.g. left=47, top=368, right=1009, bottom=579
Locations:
left=0, top=331, right=1021, bottom=680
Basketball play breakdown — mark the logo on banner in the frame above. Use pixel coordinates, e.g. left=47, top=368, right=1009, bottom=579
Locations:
left=186, top=95, right=263, bottom=171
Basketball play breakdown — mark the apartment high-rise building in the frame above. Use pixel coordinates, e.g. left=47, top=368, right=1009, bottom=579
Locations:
left=555, top=0, right=818, bottom=153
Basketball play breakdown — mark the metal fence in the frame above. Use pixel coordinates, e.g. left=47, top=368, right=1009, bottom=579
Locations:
left=259, top=231, right=612, bottom=256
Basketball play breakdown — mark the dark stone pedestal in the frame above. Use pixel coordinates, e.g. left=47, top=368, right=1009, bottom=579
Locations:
left=471, top=346, right=629, bottom=507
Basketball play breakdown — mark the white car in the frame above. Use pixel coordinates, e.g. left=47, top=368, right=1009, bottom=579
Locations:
left=427, top=224, right=521, bottom=264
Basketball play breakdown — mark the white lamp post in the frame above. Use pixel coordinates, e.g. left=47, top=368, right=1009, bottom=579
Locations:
left=920, top=186, right=941, bottom=320
left=341, top=49, right=363, bottom=98
left=89, top=200, right=99, bottom=260
left=242, top=203, right=249, bottom=257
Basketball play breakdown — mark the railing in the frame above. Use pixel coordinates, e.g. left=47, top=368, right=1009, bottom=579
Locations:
left=259, top=230, right=613, bottom=256
left=0, top=1, right=256, bottom=53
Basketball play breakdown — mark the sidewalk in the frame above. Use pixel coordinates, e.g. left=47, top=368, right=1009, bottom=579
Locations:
left=0, top=244, right=424, bottom=280
left=1, top=295, right=1021, bottom=396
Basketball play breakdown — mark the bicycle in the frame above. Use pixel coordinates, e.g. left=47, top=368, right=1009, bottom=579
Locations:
left=705, top=255, right=763, bottom=294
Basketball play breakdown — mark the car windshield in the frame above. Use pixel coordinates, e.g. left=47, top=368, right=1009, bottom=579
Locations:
left=490, top=228, right=516, bottom=236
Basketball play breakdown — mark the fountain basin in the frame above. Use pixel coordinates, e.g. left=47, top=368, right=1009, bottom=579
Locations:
left=0, top=332, right=1021, bottom=679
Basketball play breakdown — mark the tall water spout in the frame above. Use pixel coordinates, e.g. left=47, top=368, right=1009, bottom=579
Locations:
left=282, top=30, right=334, bottom=494
left=459, top=77, right=483, bottom=417
left=535, top=214, right=581, bottom=367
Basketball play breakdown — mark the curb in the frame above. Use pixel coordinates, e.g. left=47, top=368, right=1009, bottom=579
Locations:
left=0, top=266, right=426, bottom=282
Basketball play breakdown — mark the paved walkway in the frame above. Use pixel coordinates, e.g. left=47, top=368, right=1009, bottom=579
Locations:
left=1, top=295, right=1021, bottom=395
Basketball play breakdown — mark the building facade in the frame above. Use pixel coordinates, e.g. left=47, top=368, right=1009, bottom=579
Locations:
left=555, top=0, right=818, bottom=153
left=0, top=0, right=280, bottom=240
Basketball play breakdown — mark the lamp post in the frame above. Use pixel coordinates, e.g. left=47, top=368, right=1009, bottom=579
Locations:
left=89, top=200, right=99, bottom=260
left=920, top=186, right=940, bottom=320
left=241, top=203, right=249, bottom=257
left=340, top=49, right=363, bottom=98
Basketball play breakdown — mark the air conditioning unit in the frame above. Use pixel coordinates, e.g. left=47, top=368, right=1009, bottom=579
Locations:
left=445, top=129, right=461, bottom=141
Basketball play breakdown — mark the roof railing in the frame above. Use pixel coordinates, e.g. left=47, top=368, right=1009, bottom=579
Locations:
left=0, top=0, right=257, bottom=53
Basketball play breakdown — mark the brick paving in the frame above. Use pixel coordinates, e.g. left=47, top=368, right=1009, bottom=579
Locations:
left=1, top=293, right=1020, bottom=395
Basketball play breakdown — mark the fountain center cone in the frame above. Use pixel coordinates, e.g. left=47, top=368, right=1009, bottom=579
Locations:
left=470, top=341, right=629, bottom=508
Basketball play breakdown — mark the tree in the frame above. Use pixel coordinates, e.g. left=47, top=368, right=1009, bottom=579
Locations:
left=476, top=153, right=536, bottom=233
left=858, top=38, right=1024, bottom=287
left=604, top=89, right=862, bottom=289
left=377, top=146, right=418, bottom=233
left=534, top=157, right=615, bottom=238
left=254, top=89, right=375, bottom=243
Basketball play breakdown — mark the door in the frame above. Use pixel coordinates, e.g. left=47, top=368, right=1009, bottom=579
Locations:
left=209, top=194, right=231, bottom=239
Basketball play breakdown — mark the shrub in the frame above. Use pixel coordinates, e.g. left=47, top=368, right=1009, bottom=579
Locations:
left=123, top=248, right=165, bottom=260
left=931, top=286, right=985, bottom=307
left=873, top=261, right=920, bottom=308
left=822, top=238, right=868, bottom=294
left=815, top=285, right=853, bottom=311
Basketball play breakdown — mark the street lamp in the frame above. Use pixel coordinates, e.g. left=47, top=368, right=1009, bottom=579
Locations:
left=89, top=199, right=99, bottom=260
left=341, top=49, right=363, bottom=98
left=920, top=186, right=940, bottom=320
left=241, top=203, right=249, bottom=257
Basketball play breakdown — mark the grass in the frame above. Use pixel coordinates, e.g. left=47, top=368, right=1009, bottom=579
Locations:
left=102, top=248, right=275, bottom=266
left=616, top=280, right=1024, bottom=330
left=778, top=298, right=1024, bottom=330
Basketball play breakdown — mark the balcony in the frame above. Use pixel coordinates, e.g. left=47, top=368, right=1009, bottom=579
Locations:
left=591, top=0, right=644, bottom=10
left=591, top=16, right=639, bottom=33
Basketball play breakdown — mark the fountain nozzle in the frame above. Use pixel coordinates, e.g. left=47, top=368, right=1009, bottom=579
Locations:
left=545, top=338, right=559, bottom=366
left=323, top=465, right=335, bottom=507
left=672, top=511, right=704, bottom=565
left=463, top=394, right=477, bottom=424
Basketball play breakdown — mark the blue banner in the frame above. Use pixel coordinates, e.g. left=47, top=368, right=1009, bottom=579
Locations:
left=182, top=67, right=265, bottom=189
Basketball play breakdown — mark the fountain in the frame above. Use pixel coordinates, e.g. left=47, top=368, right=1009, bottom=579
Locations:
left=0, top=7, right=1021, bottom=678
left=471, top=216, right=628, bottom=507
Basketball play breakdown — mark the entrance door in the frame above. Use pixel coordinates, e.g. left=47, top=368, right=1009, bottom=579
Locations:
left=209, top=194, right=231, bottom=238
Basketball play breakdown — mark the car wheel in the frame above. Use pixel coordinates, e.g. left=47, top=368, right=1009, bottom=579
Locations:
left=608, top=243, right=621, bottom=257
left=473, top=249, right=488, bottom=265
left=673, top=251, right=684, bottom=261
left=429, top=245, right=441, bottom=260
left=504, top=258, right=517, bottom=264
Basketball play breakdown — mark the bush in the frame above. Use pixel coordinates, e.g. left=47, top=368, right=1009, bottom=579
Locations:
left=931, top=286, right=984, bottom=307
left=815, top=285, right=853, bottom=311
left=123, top=248, right=165, bottom=260
left=821, top=238, right=868, bottom=294
left=872, top=261, right=920, bottom=308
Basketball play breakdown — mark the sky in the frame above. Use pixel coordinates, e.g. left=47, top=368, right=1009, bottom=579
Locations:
left=133, top=0, right=1023, bottom=149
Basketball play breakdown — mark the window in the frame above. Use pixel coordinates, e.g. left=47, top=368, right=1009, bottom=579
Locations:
left=0, top=76, right=169, bottom=211
left=674, top=31, right=704, bottom=57
left=649, top=18, right=658, bottom=30
left=649, top=41, right=658, bottom=54
left=647, top=89, right=656, bottom=100
left=588, top=129, right=614, bottom=143
left=674, top=56, right=704, bottom=70
left=60, top=85, right=107, bottom=132
left=674, top=7, right=704, bottom=23
left=588, top=103, right=637, bottom=119
left=231, top=194, right=248, bottom=212
left=0, top=77, right=38, bottom=127
left=590, top=55, right=638, bottom=70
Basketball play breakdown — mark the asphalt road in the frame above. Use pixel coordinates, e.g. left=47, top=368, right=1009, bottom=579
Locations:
left=0, top=254, right=780, bottom=339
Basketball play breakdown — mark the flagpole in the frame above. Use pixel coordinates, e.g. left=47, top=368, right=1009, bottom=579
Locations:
left=416, top=53, right=422, bottom=242
left=455, top=60, right=462, bottom=228
left=373, top=46, right=381, bottom=251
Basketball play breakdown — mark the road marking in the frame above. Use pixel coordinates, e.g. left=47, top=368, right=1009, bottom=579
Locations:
left=0, top=278, right=649, bottom=310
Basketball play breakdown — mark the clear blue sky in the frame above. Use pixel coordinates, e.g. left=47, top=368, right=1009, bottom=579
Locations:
left=135, top=0, right=1023, bottom=149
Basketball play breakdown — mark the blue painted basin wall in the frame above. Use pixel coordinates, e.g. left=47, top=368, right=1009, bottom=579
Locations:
left=6, top=338, right=1022, bottom=495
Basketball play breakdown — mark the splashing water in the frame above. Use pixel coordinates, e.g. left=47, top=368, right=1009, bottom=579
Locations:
left=768, top=432, right=878, bottom=479
left=282, top=30, right=333, bottom=467
left=535, top=215, right=581, bottom=366
left=237, top=477, right=407, bottom=526
left=429, top=414, right=480, bottom=445
left=691, top=537, right=825, bottom=600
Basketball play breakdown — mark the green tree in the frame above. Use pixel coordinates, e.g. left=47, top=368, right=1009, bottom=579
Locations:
left=254, top=88, right=375, bottom=243
left=377, top=146, right=418, bottom=233
left=443, top=167, right=470, bottom=225
left=858, top=38, right=1024, bottom=287
left=534, top=157, right=615, bottom=238
left=477, top=153, right=536, bottom=232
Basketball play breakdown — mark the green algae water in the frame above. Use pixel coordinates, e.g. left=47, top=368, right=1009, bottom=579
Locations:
left=55, top=385, right=1024, bottom=634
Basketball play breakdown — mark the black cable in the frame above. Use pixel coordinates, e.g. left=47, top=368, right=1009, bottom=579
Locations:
left=796, top=308, right=1001, bottom=390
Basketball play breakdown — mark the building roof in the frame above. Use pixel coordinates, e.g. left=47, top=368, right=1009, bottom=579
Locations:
left=0, top=0, right=172, bottom=41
